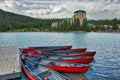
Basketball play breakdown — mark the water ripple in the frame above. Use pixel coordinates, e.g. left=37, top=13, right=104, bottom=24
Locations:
left=0, top=32, right=120, bottom=80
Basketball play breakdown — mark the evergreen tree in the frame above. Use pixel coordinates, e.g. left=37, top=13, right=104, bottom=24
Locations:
left=111, top=18, right=119, bottom=30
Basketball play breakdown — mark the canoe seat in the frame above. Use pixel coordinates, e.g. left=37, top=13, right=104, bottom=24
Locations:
left=43, top=55, right=49, bottom=58
left=48, top=62, right=55, bottom=66
left=38, top=70, right=51, bottom=79
left=70, top=64, right=76, bottom=66
left=58, top=56, right=63, bottom=60
left=38, top=58, right=41, bottom=61
left=28, top=62, right=38, bottom=69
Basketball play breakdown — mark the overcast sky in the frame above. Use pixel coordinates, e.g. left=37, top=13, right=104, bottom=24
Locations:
left=0, top=0, right=120, bottom=19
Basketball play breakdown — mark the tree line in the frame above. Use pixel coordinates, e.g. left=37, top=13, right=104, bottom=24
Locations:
left=0, top=9, right=62, bottom=32
left=51, top=18, right=120, bottom=32
left=87, top=18, right=120, bottom=32
left=0, top=9, right=120, bottom=32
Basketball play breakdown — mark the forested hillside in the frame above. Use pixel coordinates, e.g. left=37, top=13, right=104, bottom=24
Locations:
left=0, top=9, right=62, bottom=32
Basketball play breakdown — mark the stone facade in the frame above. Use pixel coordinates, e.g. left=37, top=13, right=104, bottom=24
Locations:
left=72, top=10, right=87, bottom=26
left=51, top=22, right=58, bottom=28
left=51, top=10, right=87, bottom=27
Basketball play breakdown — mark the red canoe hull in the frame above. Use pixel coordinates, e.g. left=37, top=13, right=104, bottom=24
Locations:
left=22, top=64, right=38, bottom=80
left=47, top=66, right=89, bottom=74
left=20, top=45, right=72, bottom=53
left=49, top=52, right=96, bottom=57
left=21, top=49, right=95, bottom=57
left=20, top=49, right=36, bottom=53
left=62, top=48, right=87, bottom=53
left=57, top=45, right=72, bottom=50
left=77, top=52, right=96, bottom=56
left=69, top=52, right=96, bottom=57
left=26, top=53, right=94, bottom=64
left=29, top=45, right=72, bottom=50
left=60, top=57, right=94, bottom=64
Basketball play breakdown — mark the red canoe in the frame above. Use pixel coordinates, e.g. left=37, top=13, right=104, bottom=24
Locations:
left=59, top=57, right=94, bottom=64
left=22, top=48, right=86, bottom=53
left=40, top=51, right=96, bottom=57
left=22, top=65, right=38, bottom=80
left=26, top=53, right=94, bottom=64
left=20, top=49, right=36, bottom=53
left=21, top=57, right=70, bottom=80
left=20, top=45, right=72, bottom=53
left=23, top=54, right=90, bottom=74
left=50, top=48, right=87, bottom=53
left=29, top=45, right=72, bottom=50
left=55, top=52, right=96, bottom=57
left=47, top=66, right=89, bottom=74
left=20, top=48, right=95, bottom=57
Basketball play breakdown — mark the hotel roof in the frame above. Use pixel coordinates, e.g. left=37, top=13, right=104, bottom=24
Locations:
left=74, top=10, right=86, bottom=13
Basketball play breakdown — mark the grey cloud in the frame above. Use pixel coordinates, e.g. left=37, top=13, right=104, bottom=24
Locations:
left=55, top=7, right=67, bottom=14
left=0, top=0, right=120, bottom=19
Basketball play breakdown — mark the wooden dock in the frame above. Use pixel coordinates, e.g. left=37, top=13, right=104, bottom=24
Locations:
left=0, top=46, right=21, bottom=80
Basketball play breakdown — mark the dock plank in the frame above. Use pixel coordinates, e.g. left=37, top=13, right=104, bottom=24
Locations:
left=0, top=46, right=21, bottom=80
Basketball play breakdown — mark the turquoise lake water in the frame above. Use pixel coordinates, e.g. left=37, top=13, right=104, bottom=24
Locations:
left=0, top=32, right=120, bottom=80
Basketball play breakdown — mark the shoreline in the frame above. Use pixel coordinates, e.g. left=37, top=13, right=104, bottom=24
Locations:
left=0, top=31, right=120, bottom=34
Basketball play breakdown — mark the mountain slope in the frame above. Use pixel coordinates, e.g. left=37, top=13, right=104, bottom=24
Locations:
left=0, top=9, right=61, bottom=32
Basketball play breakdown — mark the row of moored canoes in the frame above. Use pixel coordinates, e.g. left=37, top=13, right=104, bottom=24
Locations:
left=20, top=45, right=96, bottom=80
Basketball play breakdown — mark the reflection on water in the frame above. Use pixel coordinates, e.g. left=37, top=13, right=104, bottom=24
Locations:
left=0, top=32, right=120, bottom=80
